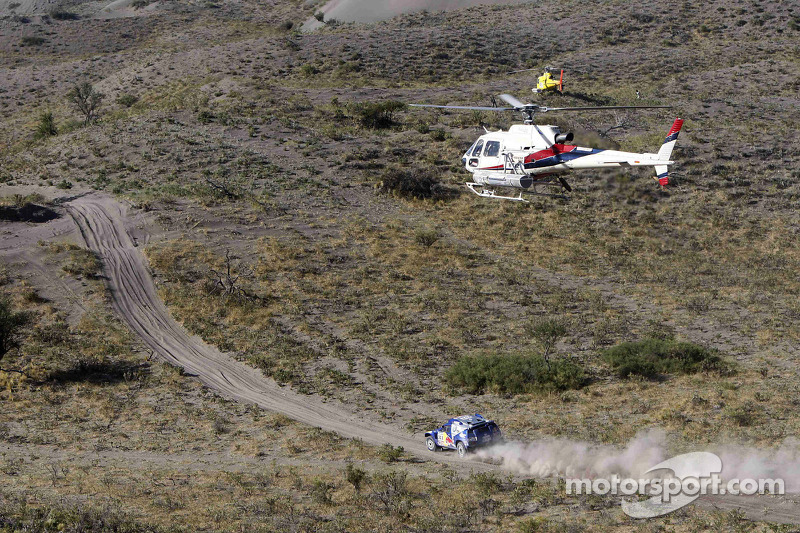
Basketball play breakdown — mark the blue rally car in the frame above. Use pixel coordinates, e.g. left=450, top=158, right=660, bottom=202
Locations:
left=425, top=414, right=502, bottom=458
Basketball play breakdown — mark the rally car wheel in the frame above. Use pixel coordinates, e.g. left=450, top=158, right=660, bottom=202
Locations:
left=456, top=441, right=467, bottom=458
left=426, top=437, right=437, bottom=452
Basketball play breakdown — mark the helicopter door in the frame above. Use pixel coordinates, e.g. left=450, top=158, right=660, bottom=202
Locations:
left=468, top=140, right=484, bottom=168
left=480, top=140, right=502, bottom=170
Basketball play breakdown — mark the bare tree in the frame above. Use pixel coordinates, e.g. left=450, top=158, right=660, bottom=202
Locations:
left=209, top=250, right=254, bottom=299
left=67, top=82, right=104, bottom=124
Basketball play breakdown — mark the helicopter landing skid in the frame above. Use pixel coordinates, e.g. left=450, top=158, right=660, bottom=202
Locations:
left=466, top=182, right=568, bottom=202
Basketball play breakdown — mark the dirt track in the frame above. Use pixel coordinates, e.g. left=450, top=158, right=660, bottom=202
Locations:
left=64, top=194, right=497, bottom=470
left=65, top=193, right=800, bottom=524
left=67, top=196, right=420, bottom=450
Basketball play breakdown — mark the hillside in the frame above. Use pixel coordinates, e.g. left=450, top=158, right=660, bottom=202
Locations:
left=1, top=0, right=799, bottom=530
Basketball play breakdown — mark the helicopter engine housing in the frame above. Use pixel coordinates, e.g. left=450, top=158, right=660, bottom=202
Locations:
left=554, top=132, right=574, bottom=144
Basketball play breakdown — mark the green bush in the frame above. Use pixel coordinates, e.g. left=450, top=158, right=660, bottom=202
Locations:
left=349, top=101, right=405, bottom=129
left=299, top=64, right=318, bottom=77
left=603, top=338, right=729, bottom=379
left=345, top=463, right=367, bottom=492
left=379, top=167, right=450, bottom=201
left=20, top=36, right=46, bottom=46
left=414, top=227, right=439, bottom=247
left=445, top=352, right=587, bottom=395
left=48, top=8, right=78, bottom=20
left=378, top=444, right=404, bottom=463
left=117, top=93, right=139, bottom=107
left=34, top=111, right=58, bottom=139
left=197, top=110, right=214, bottom=124
left=430, top=128, right=448, bottom=141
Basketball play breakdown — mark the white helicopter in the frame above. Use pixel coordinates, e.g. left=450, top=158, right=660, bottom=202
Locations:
left=410, top=94, right=682, bottom=201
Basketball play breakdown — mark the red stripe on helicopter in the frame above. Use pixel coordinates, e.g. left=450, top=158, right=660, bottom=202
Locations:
left=667, top=119, right=683, bottom=136
left=523, top=144, right=578, bottom=164
left=476, top=145, right=586, bottom=171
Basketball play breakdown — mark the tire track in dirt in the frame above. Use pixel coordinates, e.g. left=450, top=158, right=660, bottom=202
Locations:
left=66, top=195, right=429, bottom=455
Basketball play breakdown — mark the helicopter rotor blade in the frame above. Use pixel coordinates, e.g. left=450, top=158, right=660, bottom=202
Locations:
left=540, top=105, right=672, bottom=112
left=408, top=104, right=514, bottom=112
left=507, top=68, right=540, bottom=74
left=498, top=93, right=529, bottom=109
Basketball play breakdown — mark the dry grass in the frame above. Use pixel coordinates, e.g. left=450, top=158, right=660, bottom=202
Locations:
left=1, top=0, right=798, bottom=528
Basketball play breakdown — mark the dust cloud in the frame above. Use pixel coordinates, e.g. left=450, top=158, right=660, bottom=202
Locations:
left=475, top=429, right=800, bottom=491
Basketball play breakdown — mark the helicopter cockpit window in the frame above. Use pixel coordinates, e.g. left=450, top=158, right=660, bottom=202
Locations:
left=484, top=141, right=500, bottom=157
left=471, top=140, right=484, bottom=157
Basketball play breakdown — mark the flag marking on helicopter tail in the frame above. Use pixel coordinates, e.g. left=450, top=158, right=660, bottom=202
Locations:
left=663, top=118, right=684, bottom=143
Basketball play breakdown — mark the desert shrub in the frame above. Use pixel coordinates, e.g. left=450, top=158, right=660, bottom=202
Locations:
left=34, top=111, right=58, bottom=139
left=299, top=64, right=317, bottom=77
left=445, top=352, right=587, bottom=395
left=414, top=227, right=439, bottom=247
left=345, top=463, right=367, bottom=492
left=370, top=470, right=412, bottom=516
left=117, top=93, right=139, bottom=107
left=471, top=472, right=502, bottom=496
left=0, top=497, right=158, bottom=532
left=527, top=318, right=567, bottom=358
left=56, top=179, right=73, bottom=189
left=67, top=82, right=104, bottom=124
left=62, top=248, right=102, bottom=278
left=49, top=8, right=79, bottom=20
left=349, top=101, right=405, bottom=129
left=20, top=36, right=46, bottom=46
left=518, top=517, right=561, bottom=533
left=603, top=338, right=729, bottom=379
left=131, top=0, right=149, bottom=8
left=197, top=110, right=215, bottom=124
left=378, top=444, right=404, bottom=463
left=0, top=296, right=32, bottom=361
left=379, top=167, right=449, bottom=201
left=309, top=480, right=334, bottom=505
left=725, top=402, right=761, bottom=427
left=430, top=128, right=448, bottom=141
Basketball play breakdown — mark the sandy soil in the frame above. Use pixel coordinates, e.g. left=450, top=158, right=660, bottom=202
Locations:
left=303, top=0, right=533, bottom=30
